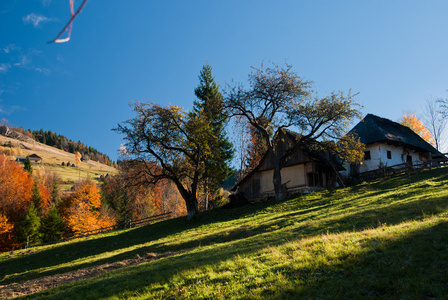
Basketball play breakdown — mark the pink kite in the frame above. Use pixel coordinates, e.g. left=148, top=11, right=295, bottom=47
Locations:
left=48, top=0, right=88, bottom=43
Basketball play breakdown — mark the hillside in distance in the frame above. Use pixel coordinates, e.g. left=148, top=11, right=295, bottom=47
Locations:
left=0, top=131, right=117, bottom=192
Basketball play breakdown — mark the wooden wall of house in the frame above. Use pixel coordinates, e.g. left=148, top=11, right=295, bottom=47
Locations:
left=238, top=171, right=261, bottom=200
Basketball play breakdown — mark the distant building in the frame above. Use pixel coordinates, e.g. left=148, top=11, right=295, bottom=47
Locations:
left=16, top=154, right=42, bottom=164
left=28, top=154, right=42, bottom=163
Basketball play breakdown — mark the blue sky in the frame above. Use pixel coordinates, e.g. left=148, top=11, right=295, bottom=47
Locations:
left=1, top=1, right=448, bottom=160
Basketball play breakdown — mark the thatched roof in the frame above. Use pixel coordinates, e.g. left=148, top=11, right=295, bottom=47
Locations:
left=349, top=114, right=442, bottom=156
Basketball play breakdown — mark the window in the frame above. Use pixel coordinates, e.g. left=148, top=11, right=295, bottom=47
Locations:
left=364, top=151, right=371, bottom=160
left=406, top=155, right=412, bottom=165
left=387, top=151, right=392, bottom=159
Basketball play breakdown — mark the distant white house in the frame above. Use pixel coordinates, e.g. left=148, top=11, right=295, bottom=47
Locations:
left=340, top=114, right=446, bottom=177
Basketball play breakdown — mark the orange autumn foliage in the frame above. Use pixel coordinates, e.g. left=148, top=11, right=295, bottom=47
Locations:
left=0, top=155, right=34, bottom=223
left=33, top=168, right=57, bottom=214
left=400, top=113, right=435, bottom=146
left=71, top=180, right=101, bottom=210
left=0, top=213, right=16, bottom=251
left=65, top=201, right=99, bottom=234
left=63, top=180, right=116, bottom=234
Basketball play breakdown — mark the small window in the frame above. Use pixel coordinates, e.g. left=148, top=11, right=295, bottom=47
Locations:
left=406, top=155, right=413, bottom=165
left=364, top=151, right=371, bottom=160
left=387, top=151, right=392, bottom=159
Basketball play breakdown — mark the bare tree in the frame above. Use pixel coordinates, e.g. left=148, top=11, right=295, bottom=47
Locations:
left=423, top=98, right=447, bottom=151
left=225, top=63, right=364, bottom=201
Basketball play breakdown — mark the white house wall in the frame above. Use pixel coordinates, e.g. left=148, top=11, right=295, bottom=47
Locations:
left=361, top=143, right=426, bottom=172
left=340, top=143, right=428, bottom=176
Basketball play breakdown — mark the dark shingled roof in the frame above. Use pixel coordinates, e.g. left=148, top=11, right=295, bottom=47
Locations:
left=349, top=114, right=442, bottom=156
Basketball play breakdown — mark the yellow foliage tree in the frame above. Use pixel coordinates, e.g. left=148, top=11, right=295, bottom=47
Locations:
left=75, top=151, right=82, bottom=166
left=400, top=113, right=435, bottom=146
left=63, top=180, right=116, bottom=235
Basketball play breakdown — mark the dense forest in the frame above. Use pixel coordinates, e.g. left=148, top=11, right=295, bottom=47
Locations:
left=16, top=128, right=115, bottom=167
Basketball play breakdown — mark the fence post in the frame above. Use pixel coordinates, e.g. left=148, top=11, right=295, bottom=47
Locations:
left=26, top=236, right=29, bottom=249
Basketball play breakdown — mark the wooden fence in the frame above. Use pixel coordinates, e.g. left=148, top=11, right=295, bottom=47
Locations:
left=353, top=158, right=448, bottom=182
left=26, top=212, right=172, bottom=249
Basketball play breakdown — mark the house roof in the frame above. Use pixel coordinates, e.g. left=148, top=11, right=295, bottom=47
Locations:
left=349, top=114, right=442, bottom=156
left=28, top=154, right=42, bottom=159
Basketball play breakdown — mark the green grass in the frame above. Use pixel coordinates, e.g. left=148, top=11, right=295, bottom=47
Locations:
left=1, top=168, right=448, bottom=299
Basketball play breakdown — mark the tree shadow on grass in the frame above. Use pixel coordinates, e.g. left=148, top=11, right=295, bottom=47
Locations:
left=3, top=168, right=448, bottom=289
left=0, top=201, right=274, bottom=285
left=24, top=219, right=448, bottom=299
left=3, top=179, right=448, bottom=287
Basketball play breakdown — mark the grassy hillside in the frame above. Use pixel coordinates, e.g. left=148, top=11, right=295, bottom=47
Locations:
left=0, top=135, right=117, bottom=191
left=1, top=168, right=448, bottom=299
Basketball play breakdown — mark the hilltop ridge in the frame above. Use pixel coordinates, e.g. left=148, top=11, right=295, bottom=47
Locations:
left=0, top=128, right=117, bottom=191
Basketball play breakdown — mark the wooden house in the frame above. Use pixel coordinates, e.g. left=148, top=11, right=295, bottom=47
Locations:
left=28, top=154, right=42, bottom=163
left=231, top=130, right=343, bottom=201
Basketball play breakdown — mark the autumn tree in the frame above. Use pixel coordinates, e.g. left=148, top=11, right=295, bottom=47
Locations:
left=400, top=113, right=435, bottom=146
left=75, top=151, right=82, bottom=166
left=62, top=180, right=116, bottom=234
left=115, top=102, right=214, bottom=220
left=0, top=213, right=15, bottom=251
left=192, top=64, right=234, bottom=210
left=0, top=155, right=34, bottom=224
left=225, top=63, right=363, bottom=201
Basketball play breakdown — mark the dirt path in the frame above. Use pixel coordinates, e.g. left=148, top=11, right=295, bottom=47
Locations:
left=0, top=251, right=184, bottom=299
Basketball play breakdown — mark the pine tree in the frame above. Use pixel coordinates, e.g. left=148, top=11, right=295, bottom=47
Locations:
left=41, top=205, right=65, bottom=242
left=192, top=64, right=234, bottom=210
left=31, top=182, right=42, bottom=214
left=16, top=203, right=41, bottom=246
left=23, top=157, right=33, bottom=174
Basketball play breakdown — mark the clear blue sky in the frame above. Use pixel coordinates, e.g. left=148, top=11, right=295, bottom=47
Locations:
left=1, top=1, right=448, bottom=160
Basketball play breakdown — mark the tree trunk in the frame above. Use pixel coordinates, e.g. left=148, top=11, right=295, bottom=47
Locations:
left=185, top=196, right=198, bottom=221
left=204, top=181, right=209, bottom=211
left=271, top=150, right=284, bottom=202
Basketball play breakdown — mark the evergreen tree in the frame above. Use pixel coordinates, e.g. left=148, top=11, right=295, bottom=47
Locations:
left=16, top=203, right=42, bottom=246
left=51, top=178, right=61, bottom=205
left=41, top=205, right=65, bottom=242
left=31, top=182, right=42, bottom=214
left=23, top=157, right=33, bottom=174
left=192, top=64, right=234, bottom=210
